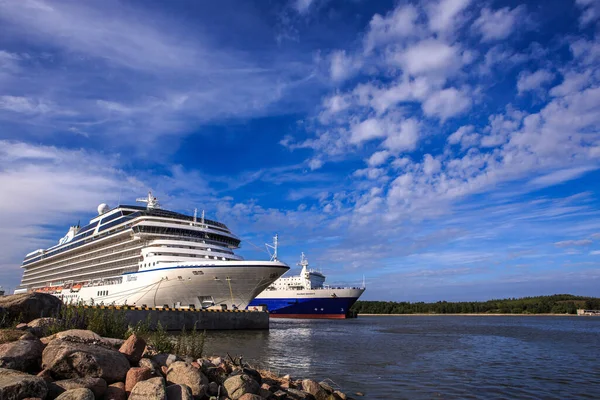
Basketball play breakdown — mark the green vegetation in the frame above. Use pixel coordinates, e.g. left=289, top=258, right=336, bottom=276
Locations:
left=127, top=316, right=206, bottom=358
left=48, top=305, right=129, bottom=338
left=173, top=324, right=206, bottom=359
left=352, top=294, right=600, bottom=315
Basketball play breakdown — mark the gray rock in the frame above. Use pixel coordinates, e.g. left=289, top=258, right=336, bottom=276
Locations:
left=0, top=337, right=45, bottom=372
left=54, top=330, right=103, bottom=344
left=224, top=374, right=260, bottom=400
left=302, top=379, right=328, bottom=400
left=0, top=367, right=48, bottom=400
left=0, top=293, right=62, bottom=323
left=50, top=377, right=107, bottom=399
left=165, top=383, right=193, bottom=400
left=129, top=376, right=166, bottom=400
left=55, top=387, right=95, bottom=400
left=42, top=338, right=130, bottom=383
left=166, top=361, right=208, bottom=398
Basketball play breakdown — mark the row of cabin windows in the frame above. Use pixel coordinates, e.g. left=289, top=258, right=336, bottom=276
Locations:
left=97, top=290, right=108, bottom=296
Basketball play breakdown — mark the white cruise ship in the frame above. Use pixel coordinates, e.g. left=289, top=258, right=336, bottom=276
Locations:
left=14, top=192, right=289, bottom=309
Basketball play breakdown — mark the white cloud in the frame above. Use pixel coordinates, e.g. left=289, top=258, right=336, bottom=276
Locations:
left=423, top=154, right=441, bottom=175
left=426, top=0, right=472, bottom=34
left=308, top=158, right=324, bottom=170
left=570, top=38, right=600, bottom=65
left=367, top=150, right=391, bottom=167
left=576, top=0, right=600, bottom=26
left=382, top=119, right=420, bottom=152
left=517, top=69, right=555, bottom=94
left=353, top=167, right=386, bottom=180
left=393, top=39, right=463, bottom=77
left=448, top=125, right=479, bottom=150
left=473, top=6, right=526, bottom=42
left=330, top=50, right=359, bottom=82
left=550, top=70, right=592, bottom=97
left=0, top=141, right=139, bottom=285
left=0, top=96, right=52, bottom=114
left=529, top=167, right=598, bottom=188
left=294, top=0, right=316, bottom=14
left=0, top=1, right=316, bottom=144
left=422, top=87, right=472, bottom=120
left=350, top=118, right=386, bottom=144
left=554, top=239, right=593, bottom=247
left=364, top=4, right=421, bottom=53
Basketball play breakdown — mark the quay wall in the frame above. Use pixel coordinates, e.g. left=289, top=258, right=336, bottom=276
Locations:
left=84, top=305, right=269, bottom=330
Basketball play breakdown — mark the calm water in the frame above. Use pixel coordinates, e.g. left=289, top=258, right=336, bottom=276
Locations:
left=202, top=316, right=600, bottom=399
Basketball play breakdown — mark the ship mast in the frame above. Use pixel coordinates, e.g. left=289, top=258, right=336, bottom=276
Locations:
left=266, top=234, right=278, bottom=261
left=136, top=191, right=160, bottom=209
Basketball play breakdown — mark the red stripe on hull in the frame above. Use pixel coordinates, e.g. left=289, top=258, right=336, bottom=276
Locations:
left=269, top=313, right=347, bottom=319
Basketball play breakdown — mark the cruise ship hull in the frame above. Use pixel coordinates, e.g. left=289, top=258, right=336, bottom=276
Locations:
left=248, top=287, right=365, bottom=319
left=57, top=261, right=289, bottom=310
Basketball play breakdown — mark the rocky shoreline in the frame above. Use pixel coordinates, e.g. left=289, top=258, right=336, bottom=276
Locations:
left=0, top=310, right=357, bottom=400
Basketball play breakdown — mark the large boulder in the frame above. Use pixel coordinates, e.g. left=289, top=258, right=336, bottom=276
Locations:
left=0, top=337, right=45, bottom=372
left=223, top=374, right=260, bottom=400
left=165, top=384, right=193, bottom=400
left=49, top=377, right=107, bottom=399
left=0, top=367, right=48, bottom=400
left=129, top=377, right=166, bottom=400
left=166, top=361, right=208, bottom=398
left=55, top=330, right=103, bottom=344
left=42, top=339, right=130, bottom=383
left=55, top=387, right=95, bottom=400
left=119, top=334, right=146, bottom=365
left=0, top=293, right=62, bottom=323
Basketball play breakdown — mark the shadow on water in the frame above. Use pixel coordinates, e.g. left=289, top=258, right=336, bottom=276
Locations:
left=202, top=316, right=600, bottom=399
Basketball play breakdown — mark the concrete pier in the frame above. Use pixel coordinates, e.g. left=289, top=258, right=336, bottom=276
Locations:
left=86, top=305, right=269, bottom=330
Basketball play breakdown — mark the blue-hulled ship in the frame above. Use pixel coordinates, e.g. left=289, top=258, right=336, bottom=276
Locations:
left=248, top=253, right=365, bottom=319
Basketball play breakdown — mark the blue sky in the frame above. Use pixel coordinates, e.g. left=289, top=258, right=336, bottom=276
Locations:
left=0, top=0, right=599, bottom=301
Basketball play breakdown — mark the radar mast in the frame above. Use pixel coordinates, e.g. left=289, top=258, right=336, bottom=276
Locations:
left=136, top=191, right=160, bottom=209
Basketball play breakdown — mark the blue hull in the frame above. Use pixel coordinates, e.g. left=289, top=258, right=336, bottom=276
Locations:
left=248, top=296, right=360, bottom=318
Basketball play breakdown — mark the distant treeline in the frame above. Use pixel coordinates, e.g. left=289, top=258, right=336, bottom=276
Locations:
left=351, top=294, right=600, bottom=315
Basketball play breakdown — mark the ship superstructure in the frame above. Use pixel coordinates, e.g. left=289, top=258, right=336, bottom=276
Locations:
left=248, top=253, right=365, bottom=318
left=15, top=192, right=289, bottom=309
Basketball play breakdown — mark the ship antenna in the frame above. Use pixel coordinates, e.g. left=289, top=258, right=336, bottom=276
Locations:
left=362, top=274, right=366, bottom=289
left=136, top=191, right=160, bottom=209
left=193, top=208, right=197, bottom=224
left=266, top=234, right=278, bottom=261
